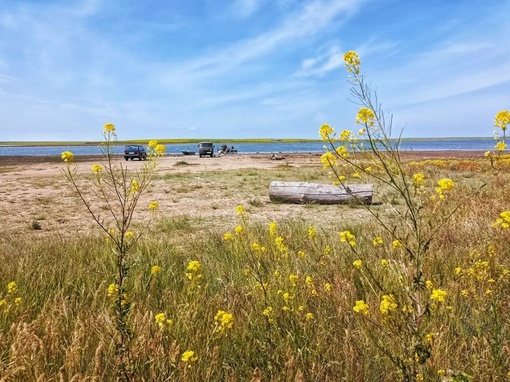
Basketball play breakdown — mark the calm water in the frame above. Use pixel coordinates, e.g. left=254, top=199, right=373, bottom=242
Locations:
left=0, top=139, right=495, bottom=157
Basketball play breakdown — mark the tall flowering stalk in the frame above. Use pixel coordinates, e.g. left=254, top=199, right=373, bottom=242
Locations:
left=62, top=123, right=165, bottom=381
left=486, top=110, right=509, bottom=169
left=319, top=51, right=483, bottom=381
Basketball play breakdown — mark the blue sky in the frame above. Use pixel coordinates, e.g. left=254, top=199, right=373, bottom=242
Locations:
left=0, top=0, right=509, bottom=141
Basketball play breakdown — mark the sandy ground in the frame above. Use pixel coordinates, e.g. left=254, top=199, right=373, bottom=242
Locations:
left=0, top=151, right=485, bottom=239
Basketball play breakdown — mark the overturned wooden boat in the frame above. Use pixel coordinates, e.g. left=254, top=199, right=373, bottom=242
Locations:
left=269, top=181, right=373, bottom=205
left=181, top=150, right=196, bottom=155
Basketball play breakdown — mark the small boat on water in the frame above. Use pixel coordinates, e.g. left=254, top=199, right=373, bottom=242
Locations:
left=181, top=150, right=196, bottom=155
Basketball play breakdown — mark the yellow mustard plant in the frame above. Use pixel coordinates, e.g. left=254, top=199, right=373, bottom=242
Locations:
left=379, top=295, right=398, bottom=315
left=353, top=300, right=369, bottom=315
left=492, top=211, right=510, bottom=229
left=181, top=350, right=198, bottom=363
left=151, top=265, right=161, bottom=276
left=339, top=230, right=356, bottom=246
left=155, top=312, right=172, bottom=328
left=61, top=151, right=74, bottom=162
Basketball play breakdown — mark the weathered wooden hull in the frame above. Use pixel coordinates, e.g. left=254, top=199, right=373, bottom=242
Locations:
left=269, top=181, right=373, bottom=205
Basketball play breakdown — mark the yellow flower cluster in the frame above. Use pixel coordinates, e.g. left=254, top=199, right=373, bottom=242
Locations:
left=235, top=205, right=245, bottom=216
left=181, top=350, right=198, bottom=363
left=493, top=211, right=510, bottom=229
left=380, top=295, right=398, bottom=314
left=131, top=180, right=140, bottom=193
left=321, top=151, right=337, bottom=168
left=151, top=265, right=161, bottom=276
left=372, top=236, right=383, bottom=247
left=103, top=123, right=115, bottom=132
left=356, top=107, right=376, bottom=127
left=430, top=288, right=447, bottom=302
left=214, top=310, right=234, bottom=331
left=412, top=173, right=425, bottom=187
left=269, top=221, right=277, bottom=237
left=308, top=225, right=316, bottom=239
left=494, top=110, right=510, bottom=131
left=155, top=312, right=172, bottom=328
left=353, top=260, right=363, bottom=269
left=435, top=178, right=454, bottom=199
left=185, top=260, right=202, bottom=280
left=61, top=151, right=74, bottom=162
left=340, top=230, right=356, bottom=246
left=107, top=283, right=119, bottom=298
left=319, top=123, right=334, bottom=141
left=91, top=164, right=103, bottom=173
left=353, top=300, right=369, bottom=315
left=148, top=201, right=159, bottom=211
left=343, top=50, right=360, bottom=75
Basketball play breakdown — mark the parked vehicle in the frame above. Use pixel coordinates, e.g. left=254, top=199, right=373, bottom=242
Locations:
left=124, top=145, right=147, bottom=160
left=198, top=142, right=214, bottom=157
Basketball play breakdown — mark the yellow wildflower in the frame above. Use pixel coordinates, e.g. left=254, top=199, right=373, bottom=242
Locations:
left=356, top=107, right=376, bottom=126
left=305, top=312, right=314, bottom=321
left=124, top=231, right=134, bottom=239
left=235, top=205, right=245, bottom=216
left=380, top=259, right=388, bottom=267
left=7, top=281, right=17, bottom=294
left=340, top=230, right=356, bottom=246
left=308, top=225, right=317, bottom=239
left=131, top=180, right=140, bottom=192
left=187, top=260, right=201, bottom=273
left=412, top=173, right=425, bottom=187
left=269, top=221, right=277, bottom=237
left=91, top=164, right=103, bottom=173
left=436, top=178, right=454, bottom=196
left=321, top=151, right=337, bottom=168
left=155, top=144, right=166, bottom=155
left=61, top=151, right=74, bottom=162
left=148, top=140, right=157, bottom=148
left=343, top=50, right=360, bottom=74
left=223, top=232, right=233, bottom=241
left=107, top=283, right=119, bottom=297
left=181, top=350, right=198, bottom=363
left=430, top=288, right=447, bottom=302
left=151, top=265, right=161, bottom=276
left=492, top=210, right=510, bottom=229
left=234, top=225, right=243, bottom=236
left=353, top=300, right=369, bottom=315
left=155, top=312, right=172, bottom=328
left=372, top=236, right=383, bottom=247
left=380, top=295, right=398, bottom=314
left=103, top=123, right=115, bottom=132
left=494, top=110, right=510, bottom=131
left=335, top=145, right=349, bottom=158
left=289, top=274, right=299, bottom=286
left=14, top=297, right=21, bottom=305
left=495, top=141, right=507, bottom=151
left=214, top=310, right=234, bottom=330
left=339, top=129, right=353, bottom=142
left=353, top=260, right=363, bottom=269
left=392, top=240, right=403, bottom=249
left=149, top=201, right=159, bottom=211
left=319, top=123, right=334, bottom=141
left=324, top=282, right=332, bottom=292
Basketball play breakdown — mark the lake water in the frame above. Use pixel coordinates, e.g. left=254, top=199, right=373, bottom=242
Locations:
left=0, top=138, right=495, bottom=157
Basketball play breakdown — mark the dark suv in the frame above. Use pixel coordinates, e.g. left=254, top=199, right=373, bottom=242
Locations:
left=198, top=142, right=214, bottom=157
left=124, top=145, right=147, bottom=161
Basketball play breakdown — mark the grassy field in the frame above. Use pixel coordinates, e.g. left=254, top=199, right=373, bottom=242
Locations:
left=1, top=152, right=510, bottom=381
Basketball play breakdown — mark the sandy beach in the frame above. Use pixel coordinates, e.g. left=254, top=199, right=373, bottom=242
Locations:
left=0, top=151, right=486, bottom=238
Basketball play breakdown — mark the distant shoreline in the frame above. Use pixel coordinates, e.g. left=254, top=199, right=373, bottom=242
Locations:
left=0, top=137, right=494, bottom=148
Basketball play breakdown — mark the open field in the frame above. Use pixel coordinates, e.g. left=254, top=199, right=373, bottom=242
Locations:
left=1, top=150, right=510, bottom=381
